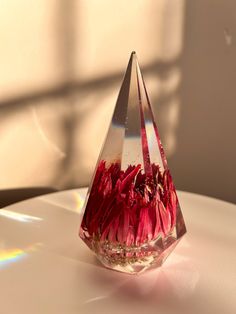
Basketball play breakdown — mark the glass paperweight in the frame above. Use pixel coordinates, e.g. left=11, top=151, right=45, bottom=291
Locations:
left=79, top=52, right=186, bottom=274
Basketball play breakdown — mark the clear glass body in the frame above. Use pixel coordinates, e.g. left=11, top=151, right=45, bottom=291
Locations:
left=79, top=52, right=186, bottom=274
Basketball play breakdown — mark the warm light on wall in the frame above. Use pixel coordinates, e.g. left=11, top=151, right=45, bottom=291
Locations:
left=0, top=0, right=185, bottom=190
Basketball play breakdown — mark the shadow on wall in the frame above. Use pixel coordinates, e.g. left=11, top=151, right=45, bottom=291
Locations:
left=0, top=0, right=183, bottom=203
left=0, top=1, right=235, bottom=205
left=168, top=0, right=236, bottom=203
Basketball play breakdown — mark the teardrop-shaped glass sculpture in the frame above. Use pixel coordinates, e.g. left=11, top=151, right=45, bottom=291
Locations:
left=79, top=52, right=186, bottom=274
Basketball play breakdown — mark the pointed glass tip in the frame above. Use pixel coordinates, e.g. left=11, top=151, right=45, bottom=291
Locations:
left=130, top=51, right=137, bottom=61
left=79, top=53, right=187, bottom=275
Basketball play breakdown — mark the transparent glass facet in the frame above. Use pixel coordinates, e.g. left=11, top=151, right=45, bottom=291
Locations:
left=79, top=52, right=186, bottom=274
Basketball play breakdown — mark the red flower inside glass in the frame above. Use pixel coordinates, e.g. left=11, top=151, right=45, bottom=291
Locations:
left=79, top=52, right=186, bottom=274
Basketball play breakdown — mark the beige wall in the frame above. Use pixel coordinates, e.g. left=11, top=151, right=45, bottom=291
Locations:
left=0, top=1, right=235, bottom=203
left=170, top=0, right=236, bottom=203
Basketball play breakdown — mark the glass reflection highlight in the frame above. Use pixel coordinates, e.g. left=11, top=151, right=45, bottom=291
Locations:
left=73, top=192, right=85, bottom=213
left=0, top=209, right=42, bottom=223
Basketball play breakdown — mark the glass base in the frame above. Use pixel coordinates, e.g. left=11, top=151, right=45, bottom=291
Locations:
left=81, top=231, right=183, bottom=275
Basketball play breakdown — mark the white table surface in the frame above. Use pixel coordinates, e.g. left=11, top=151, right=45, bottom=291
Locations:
left=0, top=189, right=236, bottom=314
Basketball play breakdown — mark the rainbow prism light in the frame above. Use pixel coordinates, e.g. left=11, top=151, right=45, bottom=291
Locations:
left=79, top=52, right=186, bottom=274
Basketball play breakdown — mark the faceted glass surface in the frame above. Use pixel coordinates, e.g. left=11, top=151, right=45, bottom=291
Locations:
left=79, top=52, right=186, bottom=274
